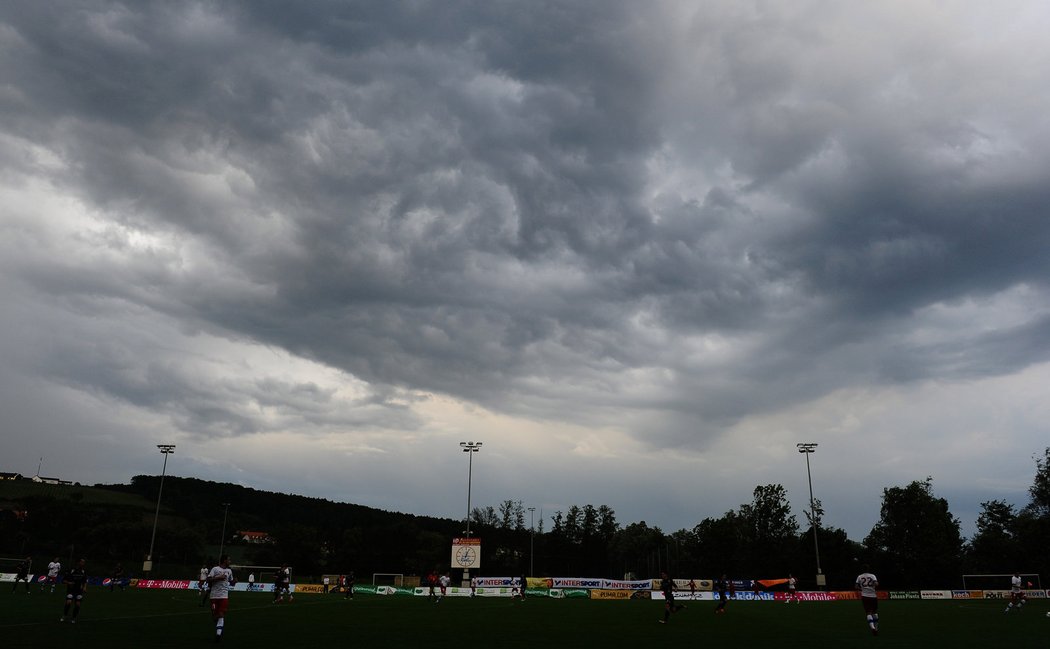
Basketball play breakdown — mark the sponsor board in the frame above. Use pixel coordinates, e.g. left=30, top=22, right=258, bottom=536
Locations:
left=590, top=589, right=632, bottom=600
left=602, top=579, right=653, bottom=590
left=731, top=591, right=774, bottom=601
left=295, top=584, right=326, bottom=594
left=983, top=590, right=1008, bottom=599
left=136, top=579, right=193, bottom=590
left=552, top=578, right=603, bottom=589
left=796, top=592, right=837, bottom=601
left=413, top=586, right=496, bottom=598
left=831, top=591, right=859, bottom=600
left=952, top=590, right=983, bottom=599
left=673, top=579, right=712, bottom=591
left=921, top=590, right=950, bottom=600
left=653, top=591, right=714, bottom=601
left=889, top=591, right=920, bottom=600
left=475, top=577, right=515, bottom=587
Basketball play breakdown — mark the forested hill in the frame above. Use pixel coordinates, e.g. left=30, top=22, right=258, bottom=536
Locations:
left=99, top=475, right=460, bottom=539
left=93, top=475, right=463, bottom=575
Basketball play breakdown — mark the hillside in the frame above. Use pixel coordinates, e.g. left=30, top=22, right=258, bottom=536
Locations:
left=0, top=476, right=463, bottom=579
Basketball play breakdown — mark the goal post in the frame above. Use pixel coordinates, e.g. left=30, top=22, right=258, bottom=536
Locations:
left=372, top=573, right=404, bottom=587
left=232, top=564, right=293, bottom=584
left=962, top=573, right=1041, bottom=590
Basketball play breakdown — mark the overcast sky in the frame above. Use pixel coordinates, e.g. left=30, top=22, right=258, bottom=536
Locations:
left=2, top=1, right=1049, bottom=543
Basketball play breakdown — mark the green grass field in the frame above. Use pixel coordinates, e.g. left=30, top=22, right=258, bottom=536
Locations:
left=2, top=588, right=1047, bottom=649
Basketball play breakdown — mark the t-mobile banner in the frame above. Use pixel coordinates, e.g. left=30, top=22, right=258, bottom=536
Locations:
left=136, top=579, right=193, bottom=590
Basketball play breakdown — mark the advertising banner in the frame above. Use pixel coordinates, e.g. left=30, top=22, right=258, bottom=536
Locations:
left=476, top=577, right=515, bottom=587
left=451, top=537, right=481, bottom=570
left=674, top=579, right=712, bottom=591
left=590, top=589, right=632, bottom=600
left=601, top=579, right=653, bottom=590
left=921, top=590, right=950, bottom=599
left=136, top=579, right=193, bottom=590
left=795, top=592, right=838, bottom=601
left=552, top=578, right=603, bottom=589
left=952, top=590, right=983, bottom=599
left=294, top=584, right=325, bottom=594
left=886, top=588, right=919, bottom=600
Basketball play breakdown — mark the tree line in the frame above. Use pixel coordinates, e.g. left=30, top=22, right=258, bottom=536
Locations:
left=1, top=448, right=1047, bottom=588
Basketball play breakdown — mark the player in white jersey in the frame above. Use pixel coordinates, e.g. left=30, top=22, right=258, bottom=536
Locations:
left=786, top=574, right=798, bottom=603
left=855, top=567, right=879, bottom=636
left=436, top=573, right=450, bottom=602
left=45, top=558, right=61, bottom=593
left=207, top=555, right=234, bottom=641
left=1005, top=573, right=1027, bottom=613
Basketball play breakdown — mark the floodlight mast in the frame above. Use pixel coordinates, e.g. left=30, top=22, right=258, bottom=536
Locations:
left=219, top=502, right=232, bottom=558
left=145, top=444, right=176, bottom=573
left=797, top=443, right=823, bottom=585
left=528, top=506, right=536, bottom=576
left=460, top=442, right=482, bottom=537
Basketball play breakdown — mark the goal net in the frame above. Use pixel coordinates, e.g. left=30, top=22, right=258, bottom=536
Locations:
left=372, top=573, right=404, bottom=587
left=962, top=573, right=1041, bottom=590
left=234, top=565, right=293, bottom=584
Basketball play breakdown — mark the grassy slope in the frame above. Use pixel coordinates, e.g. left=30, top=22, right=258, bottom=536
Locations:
left=0, top=481, right=156, bottom=510
left=2, top=589, right=1047, bottom=649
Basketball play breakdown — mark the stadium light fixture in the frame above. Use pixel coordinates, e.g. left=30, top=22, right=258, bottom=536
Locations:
left=797, top=443, right=824, bottom=585
left=460, top=441, right=482, bottom=537
left=528, top=506, right=536, bottom=576
left=219, top=502, right=232, bottom=558
left=145, top=444, right=176, bottom=572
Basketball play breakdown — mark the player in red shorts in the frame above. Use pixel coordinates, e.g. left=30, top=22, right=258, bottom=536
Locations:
left=208, top=555, right=234, bottom=642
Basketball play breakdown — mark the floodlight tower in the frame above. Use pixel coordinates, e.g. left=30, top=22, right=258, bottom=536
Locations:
left=460, top=441, right=483, bottom=536
left=145, top=444, right=176, bottom=573
left=218, top=502, right=232, bottom=558
left=528, top=506, right=536, bottom=576
left=797, top=443, right=824, bottom=586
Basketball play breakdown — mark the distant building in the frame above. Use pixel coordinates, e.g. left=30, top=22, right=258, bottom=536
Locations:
left=236, top=530, right=273, bottom=544
left=31, top=475, right=73, bottom=486
left=0, top=472, right=23, bottom=481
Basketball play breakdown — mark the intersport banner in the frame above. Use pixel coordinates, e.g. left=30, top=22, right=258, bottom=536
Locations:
left=550, top=577, right=653, bottom=590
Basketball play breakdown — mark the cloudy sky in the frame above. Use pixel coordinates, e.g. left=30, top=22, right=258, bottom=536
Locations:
left=2, top=1, right=1049, bottom=542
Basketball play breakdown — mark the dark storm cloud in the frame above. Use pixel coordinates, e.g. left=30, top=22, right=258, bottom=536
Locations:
left=2, top=0, right=1049, bottom=457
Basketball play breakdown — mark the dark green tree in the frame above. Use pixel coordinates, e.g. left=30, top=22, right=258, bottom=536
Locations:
left=966, top=500, right=1019, bottom=573
left=863, top=477, right=963, bottom=588
left=737, top=484, right=800, bottom=577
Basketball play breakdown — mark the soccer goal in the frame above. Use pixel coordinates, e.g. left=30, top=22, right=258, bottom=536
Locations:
left=962, top=573, right=1041, bottom=590
left=372, top=573, right=404, bottom=587
left=234, top=565, right=292, bottom=584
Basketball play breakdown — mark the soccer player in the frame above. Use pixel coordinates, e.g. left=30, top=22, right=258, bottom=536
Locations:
left=518, top=572, right=527, bottom=601
left=247, top=572, right=255, bottom=591
left=688, top=579, right=696, bottom=599
left=855, top=566, right=879, bottom=636
left=1005, top=572, right=1027, bottom=613
left=427, top=570, right=437, bottom=600
left=11, top=556, right=31, bottom=593
left=207, top=554, right=234, bottom=642
left=714, top=574, right=729, bottom=614
left=45, top=557, right=61, bottom=593
left=199, top=564, right=210, bottom=606
left=658, top=571, right=684, bottom=623
left=273, top=564, right=292, bottom=603
left=786, top=574, right=798, bottom=603
left=344, top=572, right=355, bottom=600
left=470, top=575, right=477, bottom=597
left=60, top=558, right=87, bottom=623
left=437, top=572, right=450, bottom=602
left=110, top=563, right=125, bottom=591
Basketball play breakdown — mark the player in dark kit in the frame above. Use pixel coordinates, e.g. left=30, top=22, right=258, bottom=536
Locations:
left=344, top=572, right=355, bottom=600
left=714, top=574, right=729, bottom=614
left=11, top=556, right=31, bottom=593
left=60, top=559, right=88, bottom=623
left=658, top=572, right=684, bottom=623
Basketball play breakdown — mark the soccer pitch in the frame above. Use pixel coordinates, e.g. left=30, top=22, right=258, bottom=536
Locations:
left=2, top=590, right=1047, bottom=648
